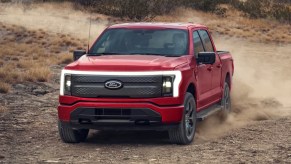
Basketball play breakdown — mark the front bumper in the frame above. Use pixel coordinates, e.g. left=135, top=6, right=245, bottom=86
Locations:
left=58, top=101, right=184, bottom=126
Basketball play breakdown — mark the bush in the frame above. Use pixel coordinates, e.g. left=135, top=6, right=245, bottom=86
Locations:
left=271, top=3, right=291, bottom=24
left=1, top=0, right=290, bottom=23
left=236, top=0, right=267, bottom=18
left=0, top=82, right=10, bottom=93
left=72, top=0, right=233, bottom=20
left=185, top=0, right=219, bottom=11
left=23, top=67, right=51, bottom=82
left=73, top=0, right=181, bottom=20
left=230, top=0, right=291, bottom=24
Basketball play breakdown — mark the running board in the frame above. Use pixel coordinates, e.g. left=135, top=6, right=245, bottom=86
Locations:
left=196, top=104, right=223, bottom=121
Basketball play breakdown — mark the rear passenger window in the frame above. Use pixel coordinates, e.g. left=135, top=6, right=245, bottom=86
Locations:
left=193, top=31, right=205, bottom=57
left=199, top=30, right=214, bottom=52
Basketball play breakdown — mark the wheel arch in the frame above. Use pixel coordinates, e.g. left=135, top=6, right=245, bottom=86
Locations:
left=225, top=72, right=231, bottom=90
left=186, top=83, right=197, bottom=100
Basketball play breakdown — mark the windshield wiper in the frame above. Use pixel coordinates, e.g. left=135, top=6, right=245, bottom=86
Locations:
left=162, top=55, right=182, bottom=57
left=129, top=53, right=182, bottom=57
left=87, top=52, right=182, bottom=57
left=87, top=52, right=123, bottom=56
left=129, top=53, right=165, bottom=56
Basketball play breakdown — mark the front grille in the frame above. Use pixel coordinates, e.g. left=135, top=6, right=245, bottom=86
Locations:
left=71, top=75, right=162, bottom=98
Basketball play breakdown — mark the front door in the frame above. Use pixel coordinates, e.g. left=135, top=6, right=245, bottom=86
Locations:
left=193, top=31, right=213, bottom=109
left=199, top=30, right=222, bottom=102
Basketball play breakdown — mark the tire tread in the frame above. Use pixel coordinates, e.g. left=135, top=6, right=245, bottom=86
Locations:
left=169, top=92, right=196, bottom=145
left=58, top=121, right=88, bottom=143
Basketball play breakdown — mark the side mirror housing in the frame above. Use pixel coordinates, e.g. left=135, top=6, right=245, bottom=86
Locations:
left=73, top=50, right=86, bottom=61
left=197, top=52, right=216, bottom=64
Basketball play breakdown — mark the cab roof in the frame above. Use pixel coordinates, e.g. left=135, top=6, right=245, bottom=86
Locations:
left=108, top=22, right=207, bottom=30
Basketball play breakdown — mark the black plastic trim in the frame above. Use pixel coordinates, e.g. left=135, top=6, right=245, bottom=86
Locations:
left=70, top=107, right=165, bottom=129
left=61, top=121, right=179, bottom=131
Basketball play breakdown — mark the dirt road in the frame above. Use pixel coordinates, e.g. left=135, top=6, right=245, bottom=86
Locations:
left=0, top=74, right=290, bottom=163
left=0, top=3, right=291, bottom=164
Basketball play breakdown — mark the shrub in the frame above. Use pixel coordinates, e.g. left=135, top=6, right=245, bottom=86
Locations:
left=230, top=0, right=291, bottom=24
left=185, top=0, right=220, bottom=12
left=58, top=53, right=73, bottom=64
left=271, top=3, right=291, bottom=24
left=0, top=82, right=10, bottom=93
left=23, top=67, right=51, bottom=82
left=73, top=0, right=181, bottom=20
left=1, top=0, right=289, bottom=23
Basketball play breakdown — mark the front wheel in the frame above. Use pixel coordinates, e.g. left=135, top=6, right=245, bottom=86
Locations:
left=168, top=92, right=197, bottom=145
left=58, top=121, right=89, bottom=143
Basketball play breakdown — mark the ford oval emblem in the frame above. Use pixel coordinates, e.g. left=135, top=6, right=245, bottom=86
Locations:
left=105, top=80, right=123, bottom=90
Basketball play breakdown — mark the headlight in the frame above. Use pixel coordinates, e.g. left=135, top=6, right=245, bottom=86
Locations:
left=162, top=76, right=174, bottom=97
left=64, top=74, right=71, bottom=95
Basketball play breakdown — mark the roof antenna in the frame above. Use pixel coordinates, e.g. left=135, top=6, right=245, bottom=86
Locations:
left=87, top=13, right=92, bottom=54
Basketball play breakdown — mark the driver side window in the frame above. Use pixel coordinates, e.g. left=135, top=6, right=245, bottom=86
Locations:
left=198, top=30, right=214, bottom=52
left=193, top=31, right=205, bottom=57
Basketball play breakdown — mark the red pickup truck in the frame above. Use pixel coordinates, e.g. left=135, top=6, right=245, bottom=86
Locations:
left=58, top=23, right=234, bottom=145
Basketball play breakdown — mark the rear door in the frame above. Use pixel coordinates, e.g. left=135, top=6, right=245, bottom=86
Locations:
left=193, top=30, right=213, bottom=109
left=199, top=30, right=222, bottom=102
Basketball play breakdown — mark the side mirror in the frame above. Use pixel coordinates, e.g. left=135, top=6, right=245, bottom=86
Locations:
left=73, top=50, right=86, bottom=61
left=197, top=52, right=216, bottom=64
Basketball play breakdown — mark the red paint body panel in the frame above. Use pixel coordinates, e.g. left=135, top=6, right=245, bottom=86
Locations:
left=58, top=23, right=234, bottom=124
left=65, top=55, right=189, bottom=72
left=58, top=102, right=183, bottom=123
left=59, top=95, right=184, bottom=107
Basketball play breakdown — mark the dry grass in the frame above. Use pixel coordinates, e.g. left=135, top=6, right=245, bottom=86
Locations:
left=0, top=64, right=20, bottom=83
left=0, top=106, right=8, bottom=114
left=0, top=23, right=85, bottom=92
left=154, top=6, right=291, bottom=44
left=0, top=82, right=11, bottom=93
left=58, top=53, right=73, bottom=65
left=23, top=67, right=51, bottom=82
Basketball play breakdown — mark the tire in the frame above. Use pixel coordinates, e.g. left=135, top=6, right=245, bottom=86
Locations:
left=168, top=92, right=197, bottom=145
left=219, top=82, right=231, bottom=120
left=58, top=121, right=89, bottom=143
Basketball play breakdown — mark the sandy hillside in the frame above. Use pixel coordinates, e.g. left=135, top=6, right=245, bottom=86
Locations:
left=0, top=3, right=291, bottom=164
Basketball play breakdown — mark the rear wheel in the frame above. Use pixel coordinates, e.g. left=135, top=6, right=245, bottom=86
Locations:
left=58, top=121, right=89, bottom=143
left=219, top=82, right=231, bottom=120
left=168, top=92, right=197, bottom=145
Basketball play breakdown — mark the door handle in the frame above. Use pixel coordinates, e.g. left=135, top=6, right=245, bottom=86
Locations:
left=216, top=64, right=222, bottom=68
left=207, top=66, right=213, bottom=71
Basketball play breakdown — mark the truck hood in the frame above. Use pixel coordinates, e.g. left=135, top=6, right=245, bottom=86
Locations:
left=65, top=55, right=189, bottom=71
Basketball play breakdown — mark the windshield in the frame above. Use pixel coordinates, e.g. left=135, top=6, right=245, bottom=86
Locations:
left=89, top=29, right=189, bottom=57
